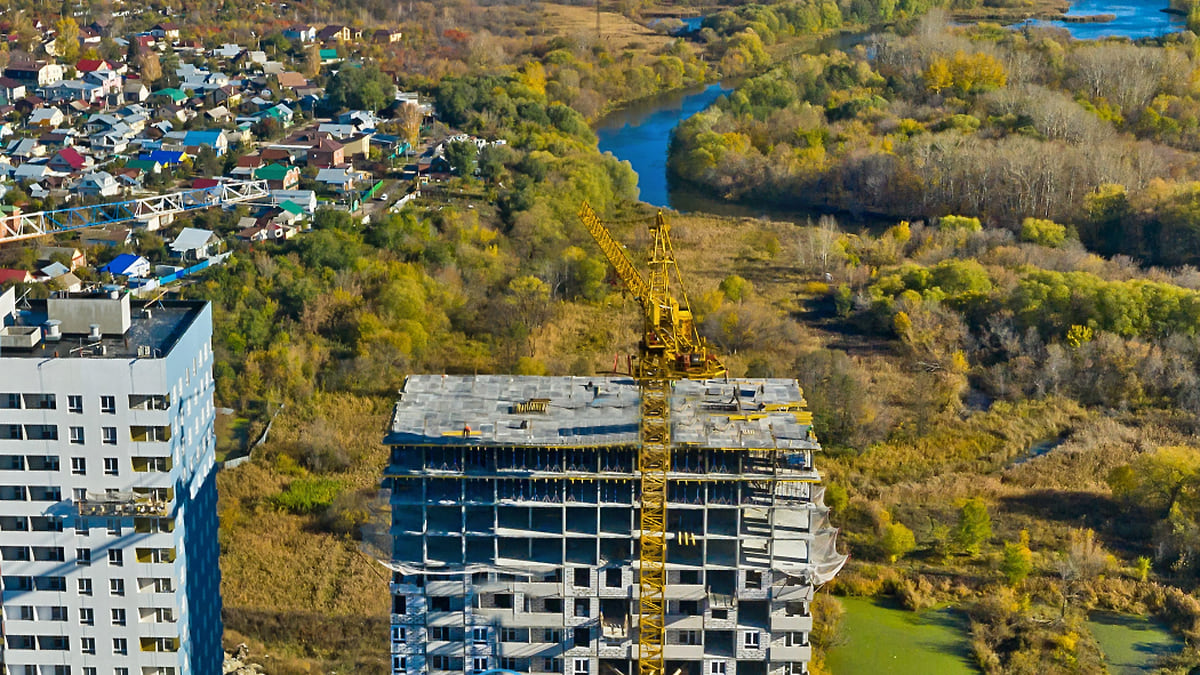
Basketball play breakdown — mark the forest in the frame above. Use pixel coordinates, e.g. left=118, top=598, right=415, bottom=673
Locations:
left=670, top=13, right=1200, bottom=266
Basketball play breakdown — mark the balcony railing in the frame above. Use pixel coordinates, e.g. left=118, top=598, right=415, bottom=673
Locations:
left=77, top=491, right=169, bottom=517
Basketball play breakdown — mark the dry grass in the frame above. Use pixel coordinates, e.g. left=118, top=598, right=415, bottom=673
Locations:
left=218, top=393, right=393, bottom=673
left=540, top=3, right=673, bottom=51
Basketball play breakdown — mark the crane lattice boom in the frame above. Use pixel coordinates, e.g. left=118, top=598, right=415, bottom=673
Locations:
left=0, top=180, right=271, bottom=245
left=576, top=202, right=727, bottom=675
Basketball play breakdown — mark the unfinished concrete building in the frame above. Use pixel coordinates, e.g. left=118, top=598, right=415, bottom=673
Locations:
left=384, top=375, right=845, bottom=675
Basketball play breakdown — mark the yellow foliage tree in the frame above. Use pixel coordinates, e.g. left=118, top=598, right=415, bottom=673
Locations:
left=924, top=57, right=953, bottom=94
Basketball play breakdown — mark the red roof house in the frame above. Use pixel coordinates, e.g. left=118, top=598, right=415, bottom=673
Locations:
left=0, top=269, right=34, bottom=284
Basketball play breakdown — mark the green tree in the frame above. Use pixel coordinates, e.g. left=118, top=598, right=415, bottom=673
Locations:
left=324, top=63, right=396, bottom=112
left=444, top=140, right=478, bottom=177
left=1000, top=531, right=1033, bottom=586
left=955, top=497, right=992, bottom=556
left=719, top=274, right=753, bottom=302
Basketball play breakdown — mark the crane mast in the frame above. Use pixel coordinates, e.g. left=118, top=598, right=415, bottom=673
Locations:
left=577, top=202, right=725, bottom=675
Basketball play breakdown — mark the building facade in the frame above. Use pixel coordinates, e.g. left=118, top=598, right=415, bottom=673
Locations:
left=384, top=376, right=845, bottom=675
left=0, top=288, right=222, bottom=675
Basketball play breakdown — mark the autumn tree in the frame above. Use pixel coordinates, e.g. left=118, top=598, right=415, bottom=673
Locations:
left=55, top=17, right=80, bottom=62
left=396, top=103, right=422, bottom=156
left=137, top=50, right=162, bottom=85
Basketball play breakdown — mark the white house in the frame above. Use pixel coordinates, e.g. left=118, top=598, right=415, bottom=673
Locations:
left=168, top=227, right=221, bottom=262
left=76, top=171, right=120, bottom=197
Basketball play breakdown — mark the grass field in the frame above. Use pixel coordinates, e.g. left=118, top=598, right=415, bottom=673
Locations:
left=540, top=3, right=674, bottom=51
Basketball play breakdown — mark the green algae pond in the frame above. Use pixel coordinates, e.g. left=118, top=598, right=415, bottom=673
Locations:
left=1087, top=612, right=1184, bottom=674
left=825, top=596, right=1185, bottom=674
left=826, top=596, right=976, bottom=675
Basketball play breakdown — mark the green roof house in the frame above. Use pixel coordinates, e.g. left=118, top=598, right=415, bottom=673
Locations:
left=152, top=88, right=188, bottom=103
left=254, top=163, right=300, bottom=190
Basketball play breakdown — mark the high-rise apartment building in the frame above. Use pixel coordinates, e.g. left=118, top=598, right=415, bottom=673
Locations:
left=384, top=375, right=845, bottom=675
left=0, top=287, right=221, bottom=675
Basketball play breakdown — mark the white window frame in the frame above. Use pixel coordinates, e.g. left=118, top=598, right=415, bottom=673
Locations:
left=102, top=427, right=117, bottom=444
left=71, top=457, right=86, bottom=474
left=68, top=395, right=83, bottom=413
left=743, top=630, right=761, bottom=649
left=113, top=637, right=128, bottom=655
left=100, top=395, right=116, bottom=414
left=111, top=607, right=126, bottom=625
left=104, top=457, right=119, bottom=475
left=472, top=627, right=488, bottom=644
left=710, top=662, right=726, bottom=675
left=473, top=657, right=489, bottom=673
left=79, top=607, right=94, bottom=625
left=109, top=578, right=125, bottom=596
left=69, top=426, right=84, bottom=444
left=391, top=626, right=406, bottom=644
left=573, top=658, right=589, bottom=675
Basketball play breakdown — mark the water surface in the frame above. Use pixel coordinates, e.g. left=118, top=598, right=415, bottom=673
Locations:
left=596, top=83, right=734, bottom=209
left=1024, top=0, right=1185, bottom=39
left=1087, top=612, right=1184, bottom=673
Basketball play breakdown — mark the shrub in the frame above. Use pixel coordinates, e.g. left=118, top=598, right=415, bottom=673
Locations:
left=271, top=478, right=343, bottom=514
left=1020, top=217, right=1067, bottom=247
left=938, top=215, right=982, bottom=232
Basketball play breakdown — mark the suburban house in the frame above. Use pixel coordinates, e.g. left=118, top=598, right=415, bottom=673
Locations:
left=307, top=137, right=344, bottom=168
left=270, top=189, right=317, bottom=213
left=283, top=24, right=317, bottom=42
left=317, top=25, right=352, bottom=42
left=37, top=246, right=86, bottom=270
left=80, top=227, right=132, bottom=248
left=0, top=77, right=26, bottom=103
left=123, top=80, right=149, bottom=102
left=315, top=166, right=364, bottom=192
left=254, top=163, right=300, bottom=190
left=101, top=253, right=151, bottom=277
left=276, top=71, right=308, bottom=90
left=4, top=61, right=64, bottom=87
left=76, top=171, right=120, bottom=197
left=47, top=147, right=91, bottom=173
left=0, top=269, right=34, bottom=284
left=169, top=227, right=221, bottom=261
left=151, top=23, right=182, bottom=41
left=373, top=29, right=403, bottom=44
left=126, top=158, right=163, bottom=174
left=28, top=108, right=65, bottom=128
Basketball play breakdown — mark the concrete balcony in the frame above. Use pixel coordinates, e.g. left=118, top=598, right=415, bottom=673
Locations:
left=663, top=644, right=704, bottom=660
left=769, top=615, right=812, bottom=632
left=768, top=645, right=812, bottom=661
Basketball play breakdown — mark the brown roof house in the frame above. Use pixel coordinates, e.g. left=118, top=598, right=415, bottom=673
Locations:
left=307, top=137, right=344, bottom=168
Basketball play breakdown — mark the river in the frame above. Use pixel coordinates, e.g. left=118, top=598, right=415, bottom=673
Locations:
left=1023, top=0, right=1186, bottom=39
left=597, top=5, right=1184, bottom=215
left=595, top=31, right=868, bottom=214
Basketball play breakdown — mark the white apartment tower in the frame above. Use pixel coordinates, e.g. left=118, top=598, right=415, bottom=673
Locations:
left=384, top=375, right=846, bottom=675
left=0, top=288, right=222, bottom=675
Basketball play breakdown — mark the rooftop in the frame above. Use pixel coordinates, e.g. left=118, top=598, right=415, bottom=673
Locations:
left=386, top=375, right=819, bottom=450
left=0, top=288, right=205, bottom=359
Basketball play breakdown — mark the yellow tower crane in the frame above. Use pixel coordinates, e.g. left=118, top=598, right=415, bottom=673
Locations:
left=577, top=202, right=726, bottom=675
